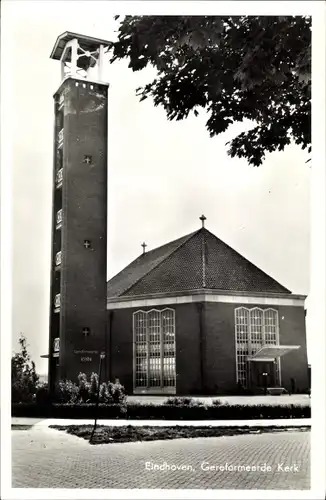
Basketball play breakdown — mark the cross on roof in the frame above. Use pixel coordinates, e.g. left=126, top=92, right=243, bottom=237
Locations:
left=82, top=327, right=90, bottom=336
left=141, top=242, right=147, bottom=254
left=84, top=240, right=91, bottom=249
left=200, top=214, right=207, bottom=228
left=84, top=155, right=92, bottom=164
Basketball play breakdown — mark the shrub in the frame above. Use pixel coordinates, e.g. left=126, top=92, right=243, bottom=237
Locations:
left=164, top=397, right=205, bottom=408
left=52, top=373, right=127, bottom=406
left=11, top=333, right=39, bottom=403
left=126, top=402, right=161, bottom=419
left=164, top=397, right=195, bottom=406
left=77, top=372, right=91, bottom=403
left=12, top=401, right=311, bottom=420
left=188, top=400, right=205, bottom=407
left=35, top=383, right=51, bottom=405
left=99, top=381, right=126, bottom=405
left=88, top=372, right=99, bottom=403
left=55, top=379, right=79, bottom=404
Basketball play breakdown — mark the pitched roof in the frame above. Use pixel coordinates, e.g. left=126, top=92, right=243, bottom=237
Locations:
left=106, top=231, right=197, bottom=298
left=107, top=227, right=291, bottom=299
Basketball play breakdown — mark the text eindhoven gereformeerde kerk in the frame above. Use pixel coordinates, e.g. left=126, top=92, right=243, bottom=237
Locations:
left=145, top=462, right=300, bottom=473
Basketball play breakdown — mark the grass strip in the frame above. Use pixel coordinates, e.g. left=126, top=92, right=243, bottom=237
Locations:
left=50, top=424, right=310, bottom=445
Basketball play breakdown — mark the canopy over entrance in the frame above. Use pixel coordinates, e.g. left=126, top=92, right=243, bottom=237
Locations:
left=247, top=345, right=300, bottom=361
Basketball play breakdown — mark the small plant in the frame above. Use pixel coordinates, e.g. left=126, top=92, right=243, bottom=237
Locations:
left=212, top=399, right=222, bottom=406
left=35, top=383, right=51, bottom=405
left=99, top=381, right=126, bottom=405
left=99, top=382, right=107, bottom=402
left=164, top=397, right=192, bottom=406
left=77, top=372, right=91, bottom=403
left=55, top=379, right=79, bottom=404
left=89, top=372, right=99, bottom=403
left=52, top=373, right=127, bottom=406
left=164, top=396, right=204, bottom=406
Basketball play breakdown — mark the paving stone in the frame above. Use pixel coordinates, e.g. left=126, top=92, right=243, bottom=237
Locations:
left=12, top=427, right=310, bottom=490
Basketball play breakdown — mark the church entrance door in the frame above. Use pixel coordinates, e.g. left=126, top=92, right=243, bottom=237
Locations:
left=250, top=360, right=275, bottom=389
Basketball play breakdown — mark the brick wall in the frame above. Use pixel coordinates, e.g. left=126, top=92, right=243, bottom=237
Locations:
left=175, top=303, right=202, bottom=394
left=109, top=303, right=202, bottom=395
left=108, top=300, right=308, bottom=395
left=204, top=302, right=237, bottom=394
left=109, top=309, right=133, bottom=392
left=203, top=302, right=308, bottom=393
left=278, top=305, right=309, bottom=391
left=52, top=79, right=108, bottom=382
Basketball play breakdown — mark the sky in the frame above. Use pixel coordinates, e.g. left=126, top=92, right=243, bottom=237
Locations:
left=5, top=1, right=314, bottom=374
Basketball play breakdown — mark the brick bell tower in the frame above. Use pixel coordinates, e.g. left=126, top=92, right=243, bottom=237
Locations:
left=48, top=32, right=109, bottom=393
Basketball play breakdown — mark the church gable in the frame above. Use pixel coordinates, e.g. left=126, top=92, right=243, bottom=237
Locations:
left=107, top=227, right=291, bottom=299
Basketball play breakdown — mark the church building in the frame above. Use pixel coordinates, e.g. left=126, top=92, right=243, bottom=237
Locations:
left=46, top=32, right=309, bottom=397
left=106, top=217, right=309, bottom=395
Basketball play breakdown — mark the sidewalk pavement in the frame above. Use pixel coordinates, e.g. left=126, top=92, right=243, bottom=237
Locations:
left=11, top=426, right=311, bottom=489
left=12, top=417, right=311, bottom=427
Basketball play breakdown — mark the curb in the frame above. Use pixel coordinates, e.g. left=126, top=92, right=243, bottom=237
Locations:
left=12, top=417, right=311, bottom=428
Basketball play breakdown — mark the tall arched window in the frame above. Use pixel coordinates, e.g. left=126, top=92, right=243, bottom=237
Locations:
left=263, top=308, right=280, bottom=384
left=250, top=308, right=263, bottom=347
left=162, top=309, right=176, bottom=387
left=264, top=309, right=278, bottom=344
left=235, top=307, right=280, bottom=388
left=133, top=308, right=176, bottom=392
left=235, top=308, right=250, bottom=387
left=148, top=310, right=161, bottom=388
left=134, top=311, right=147, bottom=388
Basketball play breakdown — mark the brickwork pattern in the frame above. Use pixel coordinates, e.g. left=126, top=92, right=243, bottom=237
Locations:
left=278, top=305, right=309, bottom=391
left=12, top=427, right=310, bottom=490
left=58, top=79, right=108, bottom=382
left=110, top=301, right=308, bottom=395
left=110, top=303, right=203, bottom=394
left=204, top=302, right=237, bottom=393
